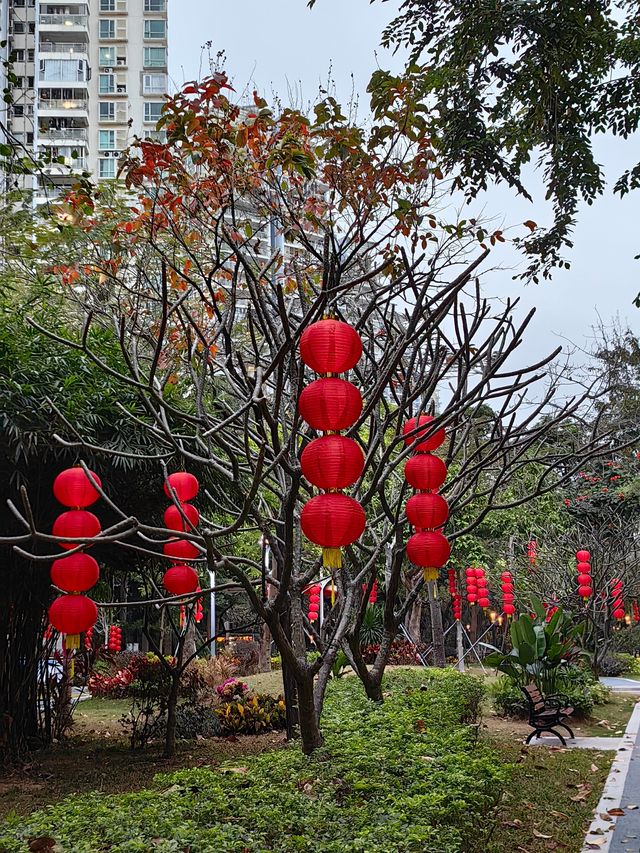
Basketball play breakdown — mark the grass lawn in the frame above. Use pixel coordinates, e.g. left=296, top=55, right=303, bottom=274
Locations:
left=488, top=737, right=614, bottom=853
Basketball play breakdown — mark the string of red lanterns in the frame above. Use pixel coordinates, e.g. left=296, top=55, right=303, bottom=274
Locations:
left=527, top=539, right=537, bottom=567
left=304, top=584, right=321, bottom=623
left=611, top=577, right=625, bottom=621
left=500, top=571, right=515, bottom=617
left=475, top=567, right=490, bottom=609
left=403, top=415, right=450, bottom=583
left=162, top=472, right=201, bottom=597
left=465, top=567, right=478, bottom=606
left=448, top=569, right=462, bottom=621
left=107, top=624, right=122, bottom=653
left=633, top=601, right=640, bottom=624
left=48, top=467, right=102, bottom=650
left=575, top=549, right=593, bottom=602
left=299, top=319, right=366, bottom=569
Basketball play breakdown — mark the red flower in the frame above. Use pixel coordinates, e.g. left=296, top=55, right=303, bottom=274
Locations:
left=563, top=499, right=571, bottom=507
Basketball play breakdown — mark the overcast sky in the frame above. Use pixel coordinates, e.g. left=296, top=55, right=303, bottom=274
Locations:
left=169, top=0, right=639, bottom=368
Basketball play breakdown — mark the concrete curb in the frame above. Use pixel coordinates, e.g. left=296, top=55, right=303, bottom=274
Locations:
left=581, top=699, right=640, bottom=852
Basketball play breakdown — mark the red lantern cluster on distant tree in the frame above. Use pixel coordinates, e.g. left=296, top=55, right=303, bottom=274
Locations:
left=611, top=577, right=625, bottom=621
left=448, top=569, right=462, bottom=621
left=527, top=539, right=537, bottom=567
left=305, top=584, right=321, bottom=622
left=162, top=472, right=200, bottom=597
left=633, top=602, right=640, bottom=623
left=107, top=625, right=122, bottom=653
left=465, top=567, right=478, bottom=605
left=575, top=549, right=593, bottom=601
left=475, top=567, right=490, bottom=609
left=299, top=319, right=365, bottom=569
left=403, top=414, right=450, bottom=582
left=501, top=571, right=516, bottom=617
left=48, top=467, right=102, bottom=649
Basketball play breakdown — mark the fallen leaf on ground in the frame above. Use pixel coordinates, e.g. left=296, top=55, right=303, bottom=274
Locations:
left=533, top=829, right=552, bottom=839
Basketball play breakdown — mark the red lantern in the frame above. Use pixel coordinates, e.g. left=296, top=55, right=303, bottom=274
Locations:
left=503, top=593, right=515, bottom=603
left=404, top=454, right=447, bottom=491
left=53, top=510, right=101, bottom=550
left=300, top=435, right=364, bottom=490
left=402, top=415, right=446, bottom=452
left=301, top=493, right=366, bottom=568
left=478, top=597, right=490, bottom=608
left=308, top=611, right=319, bottom=622
left=614, top=608, right=626, bottom=620
left=578, top=585, right=593, bottom=598
left=406, top=530, right=451, bottom=581
left=163, top=564, right=199, bottom=595
left=300, top=319, right=363, bottom=374
left=577, top=573, right=591, bottom=585
left=576, top=562, right=591, bottom=574
left=53, top=467, right=102, bottom=508
left=500, top=571, right=512, bottom=582
left=164, top=503, right=200, bottom=531
left=163, top=538, right=200, bottom=561
left=405, top=493, right=449, bottom=530
left=298, top=378, right=362, bottom=431
left=49, top=595, right=97, bottom=636
left=164, top=472, right=199, bottom=502
left=576, top=549, right=590, bottom=562
left=309, top=594, right=321, bottom=605
left=50, top=553, right=100, bottom=592
left=503, top=603, right=516, bottom=616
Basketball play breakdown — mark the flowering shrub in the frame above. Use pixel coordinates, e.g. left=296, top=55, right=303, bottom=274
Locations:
left=215, top=677, right=249, bottom=701
left=215, top=693, right=286, bottom=735
left=88, top=668, right=134, bottom=699
left=361, top=638, right=424, bottom=665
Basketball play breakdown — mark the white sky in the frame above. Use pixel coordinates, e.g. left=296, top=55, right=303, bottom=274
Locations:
left=169, top=0, right=640, bottom=367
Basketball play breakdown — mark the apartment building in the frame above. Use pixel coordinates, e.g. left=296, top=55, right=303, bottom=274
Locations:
left=2, top=0, right=168, bottom=201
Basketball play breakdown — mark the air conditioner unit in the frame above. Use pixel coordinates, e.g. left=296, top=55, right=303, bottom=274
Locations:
left=110, top=150, right=120, bottom=157
left=103, top=66, right=114, bottom=73
left=116, top=85, right=126, bottom=93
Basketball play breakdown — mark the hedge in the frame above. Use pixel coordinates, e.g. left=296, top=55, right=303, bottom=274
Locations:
left=0, top=669, right=508, bottom=853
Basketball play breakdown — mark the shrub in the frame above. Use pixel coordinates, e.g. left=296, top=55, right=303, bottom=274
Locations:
left=1, top=669, right=504, bottom=853
left=215, top=692, right=287, bottom=736
left=362, top=638, right=424, bottom=665
left=171, top=704, right=222, bottom=740
left=215, top=677, right=249, bottom=701
left=270, top=655, right=282, bottom=670
left=597, top=653, right=627, bottom=677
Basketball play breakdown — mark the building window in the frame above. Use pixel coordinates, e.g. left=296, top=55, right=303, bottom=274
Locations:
left=13, top=105, right=24, bottom=116
left=99, top=158, right=115, bottom=179
left=99, top=129, right=116, bottom=150
left=11, top=49, right=25, bottom=62
left=143, top=129, right=167, bottom=142
left=27, top=76, right=34, bottom=88
left=12, top=22, right=25, bottom=34
left=99, top=47, right=117, bottom=66
left=143, top=101, right=163, bottom=123
left=13, top=76, right=23, bottom=88
left=28, top=22, right=35, bottom=34
left=142, top=73, right=166, bottom=94
left=100, top=0, right=115, bottom=9
left=99, top=101, right=116, bottom=121
left=143, top=47, right=166, bottom=68
left=27, top=49, right=34, bottom=62
left=144, top=0, right=165, bottom=10
left=99, top=19, right=116, bottom=39
left=99, top=74, right=115, bottom=94
left=143, top=19, right=165, bottom=39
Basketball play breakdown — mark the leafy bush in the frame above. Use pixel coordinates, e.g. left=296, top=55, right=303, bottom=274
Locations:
left=171, top=703, right=222, bottom=740
left=612, top=625, right=640, bottom=656
left=215, top=692, right=287, bottom=736
left=270, top=655, right=282, bottom=670
left=597, top=653, right=627, bottom=677
left=1, top=670, right=505, bottom=853
left=362, top=638, right=423, bottom=665
left=215, top=677, right=249, bottom=701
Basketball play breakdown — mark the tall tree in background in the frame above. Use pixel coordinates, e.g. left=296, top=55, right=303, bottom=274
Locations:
left=307, top=0, right=640, bottom=298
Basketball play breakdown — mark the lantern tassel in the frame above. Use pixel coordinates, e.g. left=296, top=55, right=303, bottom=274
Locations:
left=322, top=547, right=342, bottom=569
left=65, top=633, right=80, bottom=650
left=423, top=567, right=438, bottom=583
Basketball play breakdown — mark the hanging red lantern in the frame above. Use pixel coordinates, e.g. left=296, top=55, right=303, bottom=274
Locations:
left=300, top=435, right=364, bottom=490
left=308, top=611, right=319, bottom=622
left=503, top=603, right=516, bottom=616
left=576, top=549, right=591, bottom=562
left=577, top=573, right=591, bottom=585
left=53, top=510, right=101, bottom=550
left=163, top=538, right=200, bottom=561
left=298, top=378, right=362, bottom=431
left=405, top=492, right=449, bottom=530
left=53, top=467, right=102, bottom=508
left=402, top=414, right=446, bottom=452
left=502, top=593, right=515, bottom=603
left=527, top=539, right=537, bottom=566
left=614, top=608, right=626, bottom=620
left=309, top=594, right=321, bottom=607
left=163, top=564, right=199, bottom=595
left=300, top=319, right=363, bottom=374
left=301, top=493, right=366, bottom=568
left=164, top=503, right=200, bottom=531
left=406, top=531, right=451, bottom=581
left=164, top=472, right=199, bottom=502
left=578, top=585, right=593, bottom=598
left=50, top=553, right=100, bottom=592
left=49, top=595, right=97, bottom=638
left=501, top=570, right=515, bottom=616
left=404, top=453, right=447, bottom=491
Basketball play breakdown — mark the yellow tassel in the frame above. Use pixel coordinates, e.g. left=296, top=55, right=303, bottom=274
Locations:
left=422, top=567, right=438, bottom=582
left=65, top=633, right=80, bottom=650
left=323, top=547, right=342, bottom=569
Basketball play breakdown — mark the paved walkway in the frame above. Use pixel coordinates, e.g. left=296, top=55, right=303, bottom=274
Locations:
left=582, top=701, right=640, bottom=852
left=528, top=734, right=622, bottom=750
left=601, top=677, right=640, bottom=693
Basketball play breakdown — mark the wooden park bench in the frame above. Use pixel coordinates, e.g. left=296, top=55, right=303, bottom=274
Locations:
left=521, top=683, right=575, bottom=746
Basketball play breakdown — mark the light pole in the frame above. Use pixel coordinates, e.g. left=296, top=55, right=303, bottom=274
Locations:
left=208, top=569, right=216, bottom=657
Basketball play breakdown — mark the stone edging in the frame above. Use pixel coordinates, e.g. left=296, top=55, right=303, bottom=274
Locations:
left=581, top=699, right=640, bottom=852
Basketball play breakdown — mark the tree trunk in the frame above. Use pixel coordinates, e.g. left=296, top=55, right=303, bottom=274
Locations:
left=404, top=597, right=422, bottom=642
left=163, top=671, right=180, bottom=758
left=258, top=622, right=272, bottom=672
left=183, top=617, right=196, bottom=661
left=296, top=675, right=323, bottom=754
left=428, top=582, right=446, bottom=667
left=344, top=637, right=384, bottom=702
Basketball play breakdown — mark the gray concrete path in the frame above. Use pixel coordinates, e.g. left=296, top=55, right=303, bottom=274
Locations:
left=528, top=734, right=621, bottom=750
left=583, top=701, right=640, bottom=852
left=601, top=677, right=640, bottom=693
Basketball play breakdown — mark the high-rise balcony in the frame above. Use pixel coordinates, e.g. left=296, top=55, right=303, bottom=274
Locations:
left=38, top=98, right=89, bottom=124
left=39, top=13, right=89, bottom=39
left=38, top=126, right=88, bottom=145
left=39, top=41, right=89, bottom=58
